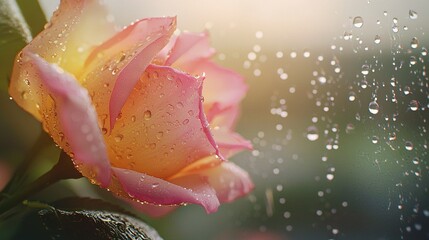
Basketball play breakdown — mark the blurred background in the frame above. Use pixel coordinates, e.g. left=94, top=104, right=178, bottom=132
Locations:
left=1, top=0, right=428, bottom=239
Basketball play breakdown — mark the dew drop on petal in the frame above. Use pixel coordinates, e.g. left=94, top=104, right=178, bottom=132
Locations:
left=114, top=134, right=123, bottom=142
left=144, top=110, right=152, bottom=120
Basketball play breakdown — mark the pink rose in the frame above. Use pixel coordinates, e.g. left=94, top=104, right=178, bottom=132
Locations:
left=9, top=0, right=253, bottom=214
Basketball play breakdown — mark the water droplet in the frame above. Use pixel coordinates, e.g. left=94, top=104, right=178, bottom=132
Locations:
left=368, top=101, right=379, bottom=114
left=306, top=126, right=319, bottom=141
left=151, top=183, right=159, bottom=188
left=20, top=91, right=28, bottom=100
left=388, top=132, right=397, bottom=141
left=111, top=68, right=119, bottom=75
left=361, top=64, right=370, bottom=75
left=156, top=131, right=163, bottom=139
left=114, top=134, right=123, bottom=142
left=412, top=157, right=419, bottom=165
left=348, top=92, right=356, bottom=101
left=182, top=119, right=189, bottom=125
left=411, top=37, right=419, bottom=49
left=326, top=173, right=334, bottom=181
left=144, top=110, right=152, bottom=120
left=409, top=100, right=419, bottom=111
left=405, top=141, right=413, bottom=151
left=361, top=80, right=368, bottom=89
left=318, top=76, right=327, bottom=84
left=404, top=86, right=411, bottom=95
left=374, top=35, right=381, bottom=44
left=188, top=110, right=194, bottom=116
left=353, top=16, right=364, bottom=28
left=392, top=24, right=399, bottom=33
left=409, top=10, right=418, bottom=19
left=131, top=115, right=136, bottom=122
left=410, top=56, right=417, bottom=65
left=371, top=135, right=379, bottom=144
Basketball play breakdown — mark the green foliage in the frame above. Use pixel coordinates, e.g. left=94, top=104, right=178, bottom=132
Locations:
left=0, top=0, right=46, bottom=93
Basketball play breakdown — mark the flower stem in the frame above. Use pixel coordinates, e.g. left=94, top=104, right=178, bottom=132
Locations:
left=0, top=151, right=82, bottom=216
left=2, top=131, right=52, bottom=194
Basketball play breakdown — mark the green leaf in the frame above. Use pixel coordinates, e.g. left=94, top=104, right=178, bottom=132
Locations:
left=0, top=0, right=46, bottom=93
left=38, top=206, right=163, bottom=240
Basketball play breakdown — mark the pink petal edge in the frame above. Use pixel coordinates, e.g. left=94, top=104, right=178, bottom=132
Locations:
left=112, top=167, right=220, bottom=213
left=108, top=17, right=176, bottom=130
left=26, top=52, right=111, bottom=187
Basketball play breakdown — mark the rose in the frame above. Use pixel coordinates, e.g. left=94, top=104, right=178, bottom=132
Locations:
left=9, top=0, right=253, bottom=214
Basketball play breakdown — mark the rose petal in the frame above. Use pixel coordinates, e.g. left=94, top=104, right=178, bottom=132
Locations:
left=80, top=17, right=176, bottom=130
left=182, top=60, right=248, bottom=111
left=212, top=128, right=253, bottom=158
left=9, top=0, right=115, bottom=120
left=171, top=158, right=254, bottom=203
left=29, top=0, right=115, bottom=77
left=165, top=32, right=215, bottom=66
left=107, top=64, right=221, bottom=179
left=202, top=161, right=254, bottom=203
left=207, top=104, right=240, bottom=129
left=25, top=52, right=111, bottom=187
left=112, top=167, right=219, bottom=213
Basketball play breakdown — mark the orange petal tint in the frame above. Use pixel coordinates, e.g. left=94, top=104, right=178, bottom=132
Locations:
left=106, top=64, right=220, bottom=179
left=80, top=17, right=176, bottom=130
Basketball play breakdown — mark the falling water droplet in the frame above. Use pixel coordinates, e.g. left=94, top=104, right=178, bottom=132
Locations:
left=374, top=35, right=381, bottom=44
left=405, top=141, right=413, bottom=151
left=353, top=16, right=364, bottom=28
left=409, top=10, right=418, bottom=20
left=411, top=37, right=419, bottom=49
left=318, top=76, right=327, bottom=84
left=409, top=100, right=419, bottom=111
left=348, top=92, right=356, bottom=101
left=410, top=56, right=417, bottom=65
left=306, top=126, right=319, bottom=141
left=361, top=64, right=370, bottom=75
left=368, top=101, right=379, bottom=114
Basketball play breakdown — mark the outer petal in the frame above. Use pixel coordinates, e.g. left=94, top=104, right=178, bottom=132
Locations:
left=177, top=160, right=254, bottom=203
left=107, top=64, right=221, bottom=179
left=160, top=32, right=247, bottom=110
left=212, top=128, right=253, bottom=158
left=80, top=17, right=176, bottom=130
left=25, top=52, right=111, bottom=187
left=165, top=32, right=215, bottom=66
left=185, top=60, right=248, bottom=111
left=111, top=167, right=219, bottom=213
left=9, top=0, right=115, bottom=120
left=207, top=104, right=240, bottom=129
